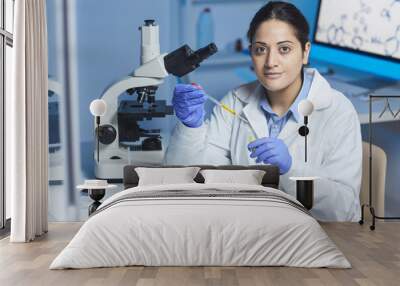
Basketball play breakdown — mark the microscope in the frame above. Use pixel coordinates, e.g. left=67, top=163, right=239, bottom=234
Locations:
left=94, top=19, right=217, bottom=180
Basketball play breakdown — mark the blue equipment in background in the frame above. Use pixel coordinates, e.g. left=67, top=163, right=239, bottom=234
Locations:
left=196, top=7, right=214, bottom=49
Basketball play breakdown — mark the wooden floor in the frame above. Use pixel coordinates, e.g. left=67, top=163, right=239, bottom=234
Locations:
left=0, top=222, right=399, bottom=286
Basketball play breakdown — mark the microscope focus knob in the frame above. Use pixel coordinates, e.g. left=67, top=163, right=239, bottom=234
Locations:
left=142, top=137, right=162, bottom=151
left=96, top=124, right=117, bottom=145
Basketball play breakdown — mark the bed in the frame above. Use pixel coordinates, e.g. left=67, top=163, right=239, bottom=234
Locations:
left=50, top=165, right=350, bottom=269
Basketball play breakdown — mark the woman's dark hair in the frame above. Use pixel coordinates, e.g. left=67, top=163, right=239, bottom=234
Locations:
left=247, top=1, right=310, bottom=50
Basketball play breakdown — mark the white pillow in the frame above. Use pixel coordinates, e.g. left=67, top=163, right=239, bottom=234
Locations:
left=200, top=169, right=266, bottom=185
left=135, top=167, right=201, bottom=186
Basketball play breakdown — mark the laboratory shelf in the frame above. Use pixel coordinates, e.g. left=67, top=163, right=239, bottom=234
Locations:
left=201, top=51, right=251, bottom=67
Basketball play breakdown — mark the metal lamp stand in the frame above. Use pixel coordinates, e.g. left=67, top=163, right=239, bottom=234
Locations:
left=359, top=94, right=400, bottom=230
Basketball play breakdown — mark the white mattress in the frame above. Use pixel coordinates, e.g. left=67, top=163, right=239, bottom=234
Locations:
left=50, top=183, right=350, bottom=269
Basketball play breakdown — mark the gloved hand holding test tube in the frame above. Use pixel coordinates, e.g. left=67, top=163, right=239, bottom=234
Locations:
left=191, top=83, right=249, bottom=124
left=248, top=135, right=257, bottom=153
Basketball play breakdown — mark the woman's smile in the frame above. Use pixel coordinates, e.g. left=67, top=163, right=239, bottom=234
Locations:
left=264, top=72, right=283, bottom=79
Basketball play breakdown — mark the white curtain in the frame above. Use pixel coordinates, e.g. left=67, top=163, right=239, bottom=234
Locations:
left=7, top=0, right=49, bottom=242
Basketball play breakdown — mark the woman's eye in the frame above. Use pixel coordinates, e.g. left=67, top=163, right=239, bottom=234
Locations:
left=255, top=47, right=266, bottom=54
left=279, top=46, right=291, bottom=54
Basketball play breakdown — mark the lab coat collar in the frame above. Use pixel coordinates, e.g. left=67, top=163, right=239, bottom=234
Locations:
left=304, top=68, right=333, bottom=111
left=238, top=68, right=332, bottom=140
left=259, top=69, right=313, bottom=123
left=232, top=80, right=258, bottom=104
left=279, top=68, right=334, bottom=140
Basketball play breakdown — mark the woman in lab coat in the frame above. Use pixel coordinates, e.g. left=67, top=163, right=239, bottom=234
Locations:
left=165, top=1, right=362, bottom=222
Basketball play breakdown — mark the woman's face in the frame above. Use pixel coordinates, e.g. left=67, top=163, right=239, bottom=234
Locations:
left=250, top=19, right=310, bottom=93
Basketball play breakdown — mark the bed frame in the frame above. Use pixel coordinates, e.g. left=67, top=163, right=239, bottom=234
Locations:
left=123, top=165, right=280, bottom=189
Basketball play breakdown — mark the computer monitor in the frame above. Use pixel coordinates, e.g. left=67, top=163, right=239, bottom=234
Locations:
left=314, top=0, right=400, bottom=62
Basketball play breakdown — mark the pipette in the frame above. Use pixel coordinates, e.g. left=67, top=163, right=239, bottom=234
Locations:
left=191, top=83, right=249, bottom=124
left=207, top=95, right=250, bottom=123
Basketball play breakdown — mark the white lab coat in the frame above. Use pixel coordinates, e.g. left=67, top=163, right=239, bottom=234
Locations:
left=165, top=68, right=362, bottom=222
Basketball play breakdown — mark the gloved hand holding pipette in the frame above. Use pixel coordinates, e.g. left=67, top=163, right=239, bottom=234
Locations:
left=172, top=84, right=207, bottom=128
left=172, top=83, right=249, bottom=128
left=192, top=83, right=249, bottom=124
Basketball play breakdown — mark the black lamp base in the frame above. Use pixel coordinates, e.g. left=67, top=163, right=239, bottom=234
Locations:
left=296, top=180, right=314, bottom=210
left=87, top=188, right=106, bottom=215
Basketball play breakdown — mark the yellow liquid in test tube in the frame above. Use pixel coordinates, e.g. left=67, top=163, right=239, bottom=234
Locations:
left=221, top=104, right=237, bottom=115
left=190, top=83, right=249, bottom=123
left=206, top=94, right=249, bottom=123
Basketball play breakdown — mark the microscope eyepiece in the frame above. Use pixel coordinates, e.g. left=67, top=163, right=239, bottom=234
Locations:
left=190, top=43, right=218, bottom=63
left=164, top=43, right=218, bottom=77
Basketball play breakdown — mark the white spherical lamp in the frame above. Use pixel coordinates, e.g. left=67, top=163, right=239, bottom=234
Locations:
left=90, top=99, right=107, bottom=117
left=298, top=99, right=314, bottom=117
left=90, top=99, right=107, bottom=163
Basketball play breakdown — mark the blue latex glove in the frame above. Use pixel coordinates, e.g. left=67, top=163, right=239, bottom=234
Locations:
left=172, top=84, right=207, bottom=128
left=248, top=137, right=292, bottom=175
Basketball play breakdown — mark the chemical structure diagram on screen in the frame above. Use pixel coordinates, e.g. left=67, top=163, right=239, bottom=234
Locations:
left=315, top=0, right=400, bottom=59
